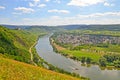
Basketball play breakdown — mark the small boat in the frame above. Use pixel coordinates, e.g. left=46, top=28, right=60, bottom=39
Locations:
left=75, top=68, right=79, bottom=70
left=72, top=68, right=79, bottom=70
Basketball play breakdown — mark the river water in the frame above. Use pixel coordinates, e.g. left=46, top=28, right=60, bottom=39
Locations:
left=35, top=35, right=120, bottom=80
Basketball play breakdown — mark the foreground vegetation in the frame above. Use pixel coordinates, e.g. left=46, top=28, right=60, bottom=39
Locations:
left=51, top=30, right=120, bottom=68
left=0, top=55, right=82, bottom=80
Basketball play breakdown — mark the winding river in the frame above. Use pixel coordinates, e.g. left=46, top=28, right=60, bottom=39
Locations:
left=35, top=35, right=120, bottom=80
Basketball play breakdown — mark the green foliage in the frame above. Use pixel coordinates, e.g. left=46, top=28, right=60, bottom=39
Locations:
left=114, top=60, right=120, bottom=68
left=102, top=54, right=120, bottom=67
left=86, top=57, right=92, bottom=64
left=99, top=57, right=107, bottom=67
left=0, top=25, right=47, bottom=64
left=0, top=47, right=5, bottom=53
left=81, top=57, right=92, bottom=64
left=81, top=57, right=86, bottom=63
left=0, top=26, right=30, bottom=63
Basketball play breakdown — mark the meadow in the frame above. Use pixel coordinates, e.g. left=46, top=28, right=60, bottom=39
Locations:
left=0, top=55, right=81, bottom=80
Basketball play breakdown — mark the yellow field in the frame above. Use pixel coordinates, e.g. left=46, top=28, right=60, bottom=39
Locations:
left=0, top=56, right=80, bottom=80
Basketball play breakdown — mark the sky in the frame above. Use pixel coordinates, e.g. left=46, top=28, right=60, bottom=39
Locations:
left=0, top=0, right=120, bottom=25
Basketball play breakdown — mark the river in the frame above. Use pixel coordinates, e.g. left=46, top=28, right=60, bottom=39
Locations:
left=35, top=35, right=120, bottom=80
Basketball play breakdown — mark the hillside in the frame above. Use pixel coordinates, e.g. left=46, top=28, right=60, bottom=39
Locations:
left=0, top=55, right=80, bottom=80
left=0, top=25, right=46, bottom=63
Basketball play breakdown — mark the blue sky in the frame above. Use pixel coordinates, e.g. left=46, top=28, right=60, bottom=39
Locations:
left=0, top=0, right=120, bottom=25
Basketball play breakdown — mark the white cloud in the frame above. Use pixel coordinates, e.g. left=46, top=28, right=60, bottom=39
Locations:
left=0, top=6, right=5, bottom=10
left=45, top=0, right=50, bottom=2
left=77, top=12, right=120, bottom=18
left=50, top=16, right=61, bottom=19
left=48, top=9, right=70, bottom=14
left=12, top=12, right=22, bottom=15
left=33, top=0, right=40, bottom=3
left=14, top=7, right=34, bottom=13
left=67, top=0, right=106, bottom=7
left=22, top=11, right=120, bottom=25
left=38, top=4, right=46, bottom=8
left=104, top=2, right=114, bottom=7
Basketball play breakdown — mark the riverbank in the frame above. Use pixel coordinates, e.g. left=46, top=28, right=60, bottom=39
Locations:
left=50, top=37, right=120, bottom=70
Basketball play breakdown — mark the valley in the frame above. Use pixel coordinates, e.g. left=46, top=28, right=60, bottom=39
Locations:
left=1, top=0, right=120, bottom=80
left=0, top=25, right=120, bottom=80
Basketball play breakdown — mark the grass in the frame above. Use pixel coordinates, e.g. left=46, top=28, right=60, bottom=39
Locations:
left=51, top=40, right=101, bottom=62
left=0, top=55, right=81, bottom=80
left=60, top=50, right=101, bottom=62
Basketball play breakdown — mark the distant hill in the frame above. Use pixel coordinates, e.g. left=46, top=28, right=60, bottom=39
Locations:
left=2, top=24, right=120, bottom=31
left=59, top=24, right=120, bottom=31
left=1, top=24, right=61, bottom=32
left=1, top=24, right=31, bottom=29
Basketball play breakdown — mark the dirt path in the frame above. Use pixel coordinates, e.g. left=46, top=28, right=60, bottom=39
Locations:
left=29, top=42, right=37, bottom=66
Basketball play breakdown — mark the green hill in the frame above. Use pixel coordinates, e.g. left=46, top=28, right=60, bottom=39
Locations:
left=0, top=25, right=46, bottom=63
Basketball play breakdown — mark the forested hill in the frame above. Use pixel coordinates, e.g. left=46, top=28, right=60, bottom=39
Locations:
left=0, top=26, right=30, bottom=63
left=59, top=24, right=120, bottom=31
left=0, top=25, right=46, bottom=63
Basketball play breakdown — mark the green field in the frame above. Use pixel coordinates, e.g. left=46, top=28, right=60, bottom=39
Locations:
left=60, top=50, right=101, bottom=62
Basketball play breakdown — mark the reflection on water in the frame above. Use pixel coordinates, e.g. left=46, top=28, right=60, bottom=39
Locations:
left=35, top=35, right=120, bottom=80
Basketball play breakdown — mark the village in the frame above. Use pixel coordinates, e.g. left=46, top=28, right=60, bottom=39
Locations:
left=56, top=34, right=120, bottom=46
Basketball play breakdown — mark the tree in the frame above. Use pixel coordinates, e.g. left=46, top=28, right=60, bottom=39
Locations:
left=99, top=57, right=107, bottom=67
left=0, top=47, right=5, bottom=54
left=86, top=57, right=91, bottom=64
left=114, top=60, right=120, bottom=68
left=81, top=57, right=86, bottom=64
left=103, top=54, right=114, bottom=62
